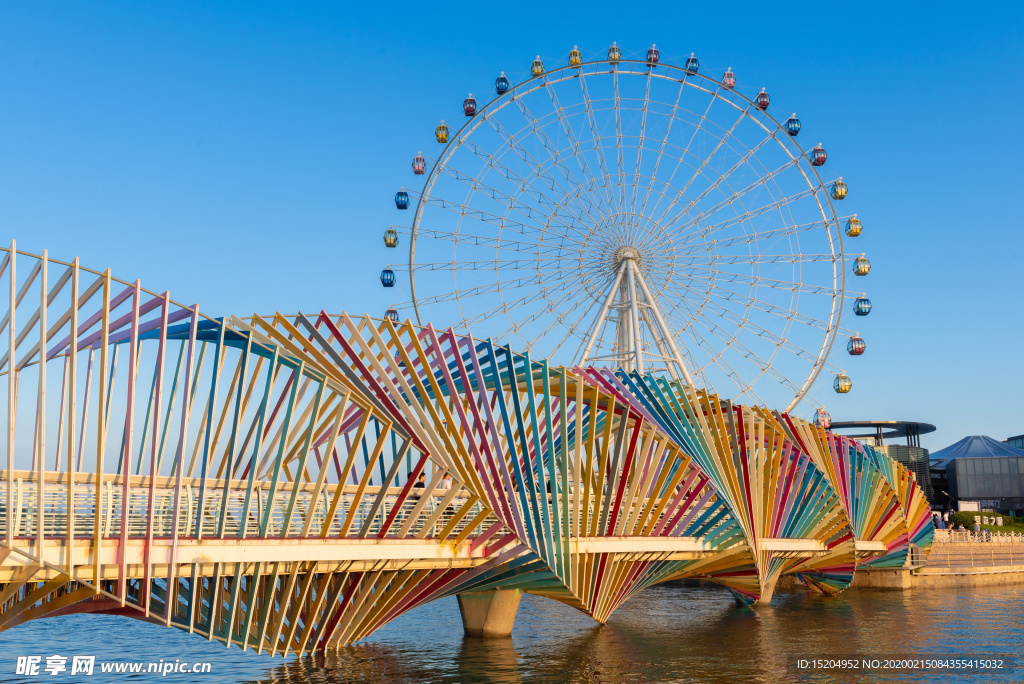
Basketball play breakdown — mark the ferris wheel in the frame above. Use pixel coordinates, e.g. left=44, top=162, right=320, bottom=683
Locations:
left=382, top=44, right=872, bottom=412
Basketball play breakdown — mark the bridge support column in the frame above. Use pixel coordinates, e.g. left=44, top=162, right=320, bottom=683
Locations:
left=457, top=589, right=522, bottom=637
left=755, top=574, right=779, bottom=606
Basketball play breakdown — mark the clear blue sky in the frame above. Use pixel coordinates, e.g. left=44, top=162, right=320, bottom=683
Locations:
left=1, top=1, right=1020, bottom=450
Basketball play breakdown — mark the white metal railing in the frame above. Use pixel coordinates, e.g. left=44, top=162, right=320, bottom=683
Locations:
left=0, top=480, right=496, bottom=540
left=927, top=529, right=1024, bottom=568
left=0, top=478, right=728, bottom=545
left=932, top=529, right=1024, bottom=544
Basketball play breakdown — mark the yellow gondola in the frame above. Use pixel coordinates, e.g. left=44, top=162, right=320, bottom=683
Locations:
left=569, top=46, right=582, bottom=68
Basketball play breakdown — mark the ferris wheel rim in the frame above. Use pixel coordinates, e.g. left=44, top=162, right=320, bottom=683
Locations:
left=405, top=54, right=848, bottom=412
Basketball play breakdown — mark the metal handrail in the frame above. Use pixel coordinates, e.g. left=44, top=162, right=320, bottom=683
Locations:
left=0, top=480, right=496, bottom=540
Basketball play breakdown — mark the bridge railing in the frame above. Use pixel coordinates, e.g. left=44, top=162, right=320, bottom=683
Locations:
left=932, top=529, right=1024, bottom=544
left=0, top=474, right=497, bottom=541
left=926, top=529, right=1024, bottom=568
left=0, top=468, right=733, bottom=549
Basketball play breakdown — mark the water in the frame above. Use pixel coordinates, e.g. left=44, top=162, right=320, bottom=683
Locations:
left=1, top=583, right=1021, bottom=683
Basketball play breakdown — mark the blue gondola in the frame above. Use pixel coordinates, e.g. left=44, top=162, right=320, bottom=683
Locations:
left=853, top=297, right=872, bottom=316
left=395, top=190, right=409, bottom=210
left=495, top=72, right=510, bottom=95
left=785, top=114, right=801, bottom=136
left=685, top=53, right=699, bottom=73
left=380, top=267, right=396, bottom=288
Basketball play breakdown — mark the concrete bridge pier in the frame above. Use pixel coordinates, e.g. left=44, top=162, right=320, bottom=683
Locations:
left=755, top=574, right=779, bottom=606
left=457, top=589, right=523, bottom=637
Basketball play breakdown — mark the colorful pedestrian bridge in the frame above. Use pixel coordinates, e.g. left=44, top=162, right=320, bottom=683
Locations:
left=0, top=245, right=932, bottom=654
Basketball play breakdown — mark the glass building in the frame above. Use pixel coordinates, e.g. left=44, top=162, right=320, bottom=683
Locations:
left=930, top=436, right=1024, bottom=514
left=1005, top=434, right=1024, bottom=450
left=877, top=445, right=932, bottom=500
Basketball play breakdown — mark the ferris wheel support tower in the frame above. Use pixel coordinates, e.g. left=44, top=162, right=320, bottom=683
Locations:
left=577, top=247, right=695, bottom=385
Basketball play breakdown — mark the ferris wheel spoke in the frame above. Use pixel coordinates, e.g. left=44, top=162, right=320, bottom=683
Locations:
left=680, top=306, right=786, bottom=401
left=637, top=289, right=710, bottom=388
left=691, top=252, right=838, bottom=267
left=637, top=76, right=695, bottom=223
left=518, top=283, right=598, bottom=352
left=687, top=305, right=805, bottom=399
left=484, top=116, right=605, bottom=227
left=673, top=185, right=823, bottom=251
left=406, top=273, right=558, bottom=308
left=676, top=312, right=765, bottom=403
left=541, top=78, right=620, bottom=220
left=456, top=290, right=549, bottom=328
left=499, top=286, right=589, bottom=350
left=458, top=278, right=582, bottom=332
left=695, top=282, right=838, bottom=334
left=430, top=151, right=593, bottom=240
left=451, top=140, right=598, bottom=235
left=646, top=102, right=753, bottom=227
left=510, top=96, right=611, bottom=225
left=676, top=265, right=839, bottom=297
left=658, top=136, right=794, bottom=235
left=546, top=292, right=609, bottom=361
left=577, top=72, right=621, bottom=215
left=688, top=292, right=822, bottom=366
left=627, top=71, right=654, bottom=219
left=416, top=195, right=585, bottom=246
left=395, top=224, right=583, bottom=256
left=401, top=257, right=584, bottom=272
left=612, top=70, right=628, bottom=215
left=679, top=219, right=833, bottom=256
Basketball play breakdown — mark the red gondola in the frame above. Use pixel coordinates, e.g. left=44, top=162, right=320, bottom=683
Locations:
left=646, top=44, right=660, bottom=67
left=755, top=88, right=770, bottom=110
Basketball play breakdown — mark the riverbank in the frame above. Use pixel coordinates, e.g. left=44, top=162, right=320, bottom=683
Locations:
left=850, top=564, right=1024, bottom=590
left=826, top=539, right=1024, bottom=591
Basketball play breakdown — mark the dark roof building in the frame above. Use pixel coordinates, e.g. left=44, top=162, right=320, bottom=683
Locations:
left=929, top=436, right=1024, bottom=514
left=931, top=435, right=1024, bottom=463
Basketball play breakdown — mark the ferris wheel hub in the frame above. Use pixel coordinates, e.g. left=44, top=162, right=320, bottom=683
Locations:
left=613, top=245, right=643, bottom=271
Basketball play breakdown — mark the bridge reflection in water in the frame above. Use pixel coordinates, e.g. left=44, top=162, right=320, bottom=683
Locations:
left=3, top=584, right=1014, bottom=684
left=0, top=245, right=933, bottom=655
